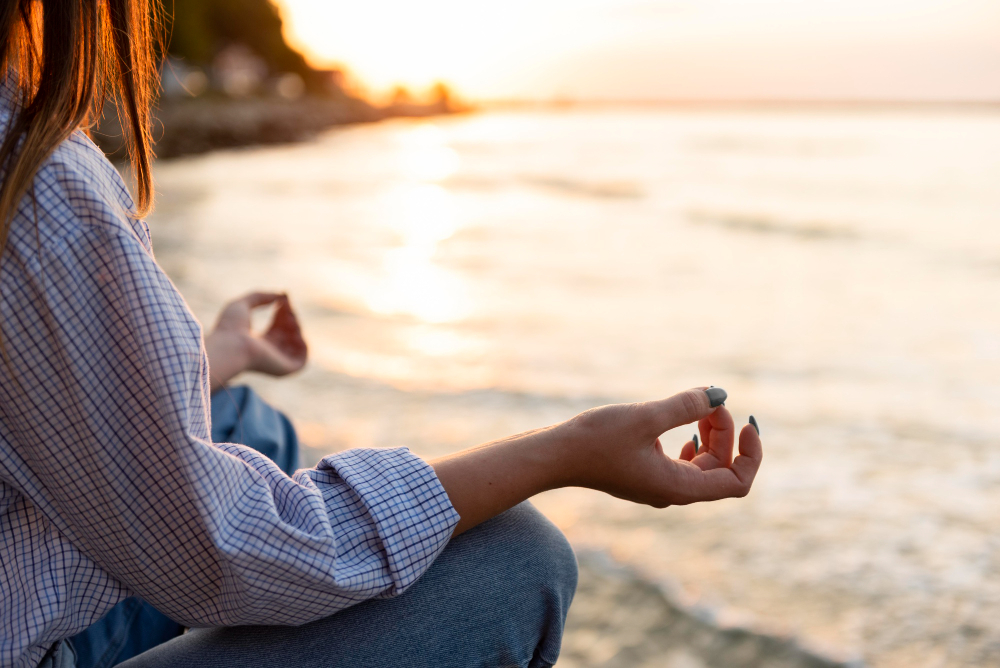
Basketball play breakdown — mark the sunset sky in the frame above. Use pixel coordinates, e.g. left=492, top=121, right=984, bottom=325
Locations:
left=275, top=0, right=1000, bottom=102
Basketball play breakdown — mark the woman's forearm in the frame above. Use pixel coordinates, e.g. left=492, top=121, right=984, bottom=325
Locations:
left=430, top=424, right=571, bottom=536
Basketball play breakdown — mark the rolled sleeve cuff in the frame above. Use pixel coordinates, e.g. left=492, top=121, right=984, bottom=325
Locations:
left=317, top=447, right=460, bottom=594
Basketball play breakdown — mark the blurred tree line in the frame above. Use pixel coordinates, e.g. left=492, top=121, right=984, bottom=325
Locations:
left=95, top=0, right=458, bottom=158
left=165, top=0, right=328, bottom=93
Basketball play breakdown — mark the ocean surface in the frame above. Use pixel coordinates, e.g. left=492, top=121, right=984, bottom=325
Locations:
left=147, top=106, right=1000, bottom=667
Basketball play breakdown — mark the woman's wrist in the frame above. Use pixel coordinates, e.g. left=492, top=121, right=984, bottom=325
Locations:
left=204, top=330, right=251, bottom=392
left=511, top=422, right=578, bottom=494
left=429, top=420, right=576, bottom=536
left=542, top=412, right=609, bottom=491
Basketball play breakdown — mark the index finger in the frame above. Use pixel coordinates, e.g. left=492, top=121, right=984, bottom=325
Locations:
left=240, top=292, right=285, bottom=309
left=268, top=296, right=305, bottom=336
left=694, top=405, right=735, bottom=470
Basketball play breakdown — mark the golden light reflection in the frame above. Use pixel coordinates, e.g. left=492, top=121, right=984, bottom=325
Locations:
left=308, top=332, right=495, bottom=392
left=360, top=124, right=469, bottom=324
left=400, top=146, right=460, bottom=182
left=368, top=246, right=468, bottom=324
left=399, top=125, right=460, bottom=182
left=404, top=324, right=481, bottom=358
left=386, top=183, right=458, bottom=246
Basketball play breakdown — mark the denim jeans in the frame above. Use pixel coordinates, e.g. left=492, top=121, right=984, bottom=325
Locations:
left=58, top=387, right=577, bottom=667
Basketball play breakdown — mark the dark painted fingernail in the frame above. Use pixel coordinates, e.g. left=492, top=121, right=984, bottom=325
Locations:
left=692, top=434, right=699, bottom=451
left=705, top=387, right=727, bottom=407
left=749, top=415, right=760, bottom=435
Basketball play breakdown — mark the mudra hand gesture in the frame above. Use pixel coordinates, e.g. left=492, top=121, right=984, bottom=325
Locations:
left=431, top=387, right=764, bottom=535
left=204, top=292, right=308, bottom=392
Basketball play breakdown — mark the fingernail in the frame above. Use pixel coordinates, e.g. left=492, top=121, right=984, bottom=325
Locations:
left=704, top=387, right=727, bottom=407
left=692, top=433, right=699, bottom=451
left=749, top=415, right=760, bottom=435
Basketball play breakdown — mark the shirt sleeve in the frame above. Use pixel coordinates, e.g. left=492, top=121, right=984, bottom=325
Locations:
left=0, top=158, right=459, bottom=626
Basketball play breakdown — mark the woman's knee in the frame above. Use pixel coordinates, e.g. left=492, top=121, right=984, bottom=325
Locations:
left=465, top=501, right=578, bottom=605
left=436, top=502, right=578, bottom=666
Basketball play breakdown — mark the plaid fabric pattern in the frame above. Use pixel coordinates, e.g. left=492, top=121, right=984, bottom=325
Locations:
left=0, top=90, right=459, bottom=668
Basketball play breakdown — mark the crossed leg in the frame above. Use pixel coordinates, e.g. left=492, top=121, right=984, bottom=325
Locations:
left=119, top=502, right=578, bottom=668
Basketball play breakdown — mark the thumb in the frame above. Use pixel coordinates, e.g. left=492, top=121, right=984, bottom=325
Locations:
left=644, top=387, right=726, bottom=436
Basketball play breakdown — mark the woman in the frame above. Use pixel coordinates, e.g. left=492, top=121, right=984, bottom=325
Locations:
left=0, top=1, right=763, bottom=667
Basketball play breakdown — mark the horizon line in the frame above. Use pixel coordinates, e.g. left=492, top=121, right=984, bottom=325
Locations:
left=470, top=97, right=1000, bottom=110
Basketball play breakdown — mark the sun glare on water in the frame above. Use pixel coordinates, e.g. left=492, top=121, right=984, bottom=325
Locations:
left=364, top=124, right=468, bottom=324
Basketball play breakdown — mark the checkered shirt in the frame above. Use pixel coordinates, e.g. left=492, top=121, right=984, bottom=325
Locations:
left=0, top=88, right=459, bottom=668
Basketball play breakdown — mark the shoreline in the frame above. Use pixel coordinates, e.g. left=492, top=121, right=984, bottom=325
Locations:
left=94, top=96, right=463, bottom=160
left=563, top=551, right=862, bottom=668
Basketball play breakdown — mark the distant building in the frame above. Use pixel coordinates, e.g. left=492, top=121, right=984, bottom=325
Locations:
left=213, top=44, right=268, bottom=97
left=160, top=57, right=208, bottom=98
left=272, top=73, right=305, bottom=100
left=316, top=69, right=348, bottom=97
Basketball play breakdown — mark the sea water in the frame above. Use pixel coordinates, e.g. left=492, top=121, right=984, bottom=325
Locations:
left=148, top=106, right=1000, bottom=667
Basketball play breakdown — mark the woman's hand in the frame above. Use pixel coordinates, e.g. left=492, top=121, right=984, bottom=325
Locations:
left=560, top=389, right=762, bottom=507
left=204, top=292, right=308, bottom=393
left=431, top=387, right=762, bottom=535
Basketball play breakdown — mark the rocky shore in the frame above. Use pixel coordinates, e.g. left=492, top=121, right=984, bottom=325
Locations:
left=93, top=96, right=457, bottom=160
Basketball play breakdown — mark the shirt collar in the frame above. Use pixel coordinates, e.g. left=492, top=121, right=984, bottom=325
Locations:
left=0, top=71, right=22, bottom=110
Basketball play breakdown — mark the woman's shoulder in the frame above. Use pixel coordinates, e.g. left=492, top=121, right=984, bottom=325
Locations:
left=0, top=100, right=151, bottom=255
left=32, top=129, right=152, bottom=249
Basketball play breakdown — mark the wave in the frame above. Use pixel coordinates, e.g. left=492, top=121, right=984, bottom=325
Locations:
left=689, top=211, right=858, bottom=241
left=520, top=175, right=645, bottom=200
left=303, top=363, right=614, bottom=409
left=440, top=174, right=644, bottom=199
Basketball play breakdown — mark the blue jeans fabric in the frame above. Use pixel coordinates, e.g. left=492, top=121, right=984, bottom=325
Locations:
left=208, top=385, right=300, bottom=474
left=66, top=600, right=184, bottom=668
left=63, top=387, right=577, bottom=668
left=36, top=640, right=76, bottom=668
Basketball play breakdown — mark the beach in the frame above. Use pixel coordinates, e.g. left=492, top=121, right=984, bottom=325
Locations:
left=147, top=106, right=1000, bottom=666
left=562, top=552, right=855, bottom=668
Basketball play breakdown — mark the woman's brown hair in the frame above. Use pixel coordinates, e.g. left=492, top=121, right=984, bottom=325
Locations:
left=0, top=0, right=161, bottom=245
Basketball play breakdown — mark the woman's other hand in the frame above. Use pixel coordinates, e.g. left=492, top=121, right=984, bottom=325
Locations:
left=204, top=292, right=308, bottom=392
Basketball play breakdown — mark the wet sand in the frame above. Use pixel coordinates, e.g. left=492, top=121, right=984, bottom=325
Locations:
left=563, top=552, right=858, bottom=668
